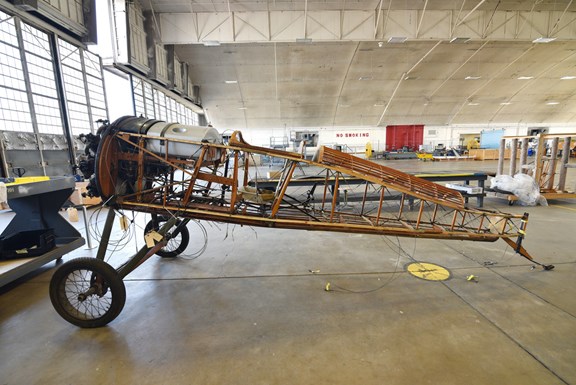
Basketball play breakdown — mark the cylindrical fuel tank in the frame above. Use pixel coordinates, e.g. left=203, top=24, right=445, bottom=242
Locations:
left=108, top=116, right=222, bottom=160
left=146, top=122, right=221, bottom=160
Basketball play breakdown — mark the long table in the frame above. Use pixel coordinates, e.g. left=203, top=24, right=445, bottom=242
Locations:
left=249, top=171, right=491, bottom=207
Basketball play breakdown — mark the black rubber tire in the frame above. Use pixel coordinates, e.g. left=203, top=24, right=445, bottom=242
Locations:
left=144, top=217, right=190, bottom=258
left=49, top=257, right=126, bottom=328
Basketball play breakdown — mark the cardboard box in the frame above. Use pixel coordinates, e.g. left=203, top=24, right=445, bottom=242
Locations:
left=68, top=182, right=101, bottom=206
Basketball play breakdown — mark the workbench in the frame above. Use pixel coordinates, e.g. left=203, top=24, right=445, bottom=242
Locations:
left=0, top=177, right=85, bottom=287
left=249, top=171, right=491, bottom=207
left=412, top=172, right=491, bottom=207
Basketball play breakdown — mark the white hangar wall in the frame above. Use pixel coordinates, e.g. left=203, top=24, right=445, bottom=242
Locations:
left=239, top=123, right=576, bottom=155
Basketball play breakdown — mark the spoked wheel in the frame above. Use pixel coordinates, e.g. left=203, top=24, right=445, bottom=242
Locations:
left=144, top=217, right=190, bottom=258
left=49, top=257, right=126, bottom=328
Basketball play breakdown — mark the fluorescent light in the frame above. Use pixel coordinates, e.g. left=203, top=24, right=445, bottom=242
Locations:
left=358, top=76, right=372, bottom=81
left=203, top=40, right=221, bottom=46
left=561, top=76, right=576, bottom=80
left=465, top=76, right=481, bottom=80
left=388, top=36, right=407, bottom=43
left=500, top=102, right=512, bottom=105
left=238, top=107, right=247, bottom=110
left=533, top=37, right=556, bottom=43
left=224, top=80, right=238, bottom=84
left=373, top=103, right=385, bottom=107
left=546, top=101, right=559, bottom=105
left=467, top=102, right=480, bottom=106
left=517, top=76, right=534, bottom=80
left=296, top=38, right=312, bottom=43
left=450, top=37, right=471, bottom=43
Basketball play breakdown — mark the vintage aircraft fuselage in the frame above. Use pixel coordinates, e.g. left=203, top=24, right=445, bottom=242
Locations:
left=78, top=116, right=540, bottom=248
left=49, top=116, right=553, bottom=329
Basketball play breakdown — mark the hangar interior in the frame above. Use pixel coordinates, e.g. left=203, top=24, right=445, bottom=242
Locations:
left=0, top=1, right=575, bottom=384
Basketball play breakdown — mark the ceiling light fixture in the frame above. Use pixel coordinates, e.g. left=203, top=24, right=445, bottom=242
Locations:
left=465, top=76, right=481, bottom=80
left=224, top=80, right=238, bottom=84
left=517, top=76, right=534, bottom=80
left=238, top=107, right=247, bottom=110
left=450, top=37, right=471, bottom=43
left=533, top=37, right=556, bottom=43
left=561, top=76, right=576, bottom=80
left=203, top=40, right=221, bottom=46
left=467, top=102, right=480, bottom=106
left=296, top=38, right=312, bottom=43
left=387, top=36, right=407, bottom=43
left=500, top=102, right=512, bottom=105
left=546, top=101, right=559, bottom=105
left=358, top=76, right=372, bottom=81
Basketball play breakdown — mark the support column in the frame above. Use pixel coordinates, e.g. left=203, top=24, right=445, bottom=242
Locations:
left=535, top=135, right=547, bottom=186
left=557, top=137, right=571, bottom=191
left=509, top=138, right=518, bottom=176
left=497, top=138, right=506, bottom=175
left=519, top=138, right=529, bottom=174
left=546, top=137, right=559, bottom=190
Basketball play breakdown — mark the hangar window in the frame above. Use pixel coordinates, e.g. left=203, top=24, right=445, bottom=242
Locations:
left=21, top=22, right=63, bottom=135
left=166, top=96, right=175, bottom=121
left=59, top=38, right=108, bottom=136
left=155, top=90, right=166, bottom=121
left=132, top=78, right=145, bottom=117
left=0, top=8, right=108, bottom=176
left=143, top=81, right=154, bottom=116
left=59, top=39, right=91, bottom=135
left=83, top=50, right=108, bottom=133
left=131, top=75, right=200, bottom=126
left=0, top=12, right=33, bottom=133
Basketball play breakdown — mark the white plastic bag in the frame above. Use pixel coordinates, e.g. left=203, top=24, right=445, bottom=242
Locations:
left=490, top=173, right=547, bottom=206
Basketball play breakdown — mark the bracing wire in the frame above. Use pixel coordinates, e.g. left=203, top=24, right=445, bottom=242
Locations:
left=178, top=219, right=209, bottom=260
left=88, top=206, right=136, bottom=261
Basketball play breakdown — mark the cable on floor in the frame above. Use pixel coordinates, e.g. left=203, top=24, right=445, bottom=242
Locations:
left=321, top=235, right=408, bottom=294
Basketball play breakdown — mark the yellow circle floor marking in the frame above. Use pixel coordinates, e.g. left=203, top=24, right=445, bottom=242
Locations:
left=405, top=262, right=451, bottom=281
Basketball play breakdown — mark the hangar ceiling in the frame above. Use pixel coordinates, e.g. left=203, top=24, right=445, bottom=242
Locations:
left=143, top=1, right=576, bottom=129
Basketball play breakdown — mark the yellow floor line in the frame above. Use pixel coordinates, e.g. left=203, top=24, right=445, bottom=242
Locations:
left=548, top=204, right=576, bottom=212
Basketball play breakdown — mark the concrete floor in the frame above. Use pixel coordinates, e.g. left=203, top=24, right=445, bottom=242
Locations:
left=1, top=159, right=576, bottom=385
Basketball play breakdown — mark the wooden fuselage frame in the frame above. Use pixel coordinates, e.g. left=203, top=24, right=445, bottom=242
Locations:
left=46, top=124, right=553, bottom=330
left=92, top=128, right=535, bottom=253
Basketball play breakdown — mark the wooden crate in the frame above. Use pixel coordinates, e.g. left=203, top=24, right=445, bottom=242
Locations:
left=469, top=149, right=511, bottom=160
